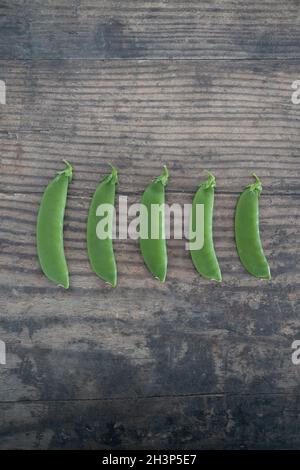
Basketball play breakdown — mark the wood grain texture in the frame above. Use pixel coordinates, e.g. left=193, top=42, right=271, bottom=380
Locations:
left=1, top=394, right=300, bottom=450
left=0, top=59, right=299, bottom=195
left=1, top=187, right=299, bottom=401
left=1, top=0, right=300, bottom=451
left=1, top=0, right=300, bottom=59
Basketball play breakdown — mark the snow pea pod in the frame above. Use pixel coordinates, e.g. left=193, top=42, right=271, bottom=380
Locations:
left=235, top=174, right=271, bottom=280
left=140, top=166, right=169, bottom=282
left=87, top=166, right=118, bottom=287
left=36, top=160, right=73, bottom=288
left=189, top=171, right=221, bottom=281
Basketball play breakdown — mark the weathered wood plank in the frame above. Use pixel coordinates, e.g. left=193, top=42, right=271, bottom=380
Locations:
left=1, top=394, right=300, bottom=449
left=1, top=1, right=300, bottom=449
left=0, top=59, right=299, bottom=195
left=0, top=191, right=298, bottom=285
left=1, top=0, right=300, bottom=59
left=0, top=190, right=299, bottom=401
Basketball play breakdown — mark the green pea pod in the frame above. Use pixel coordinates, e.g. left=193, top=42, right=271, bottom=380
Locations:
left=140, top=166, right=169, bottom=282
left=235, top=174, right=271, bottom=280
left=87, top=166, right=118, bottom=287
left=189, top=171, right=221, bottom=281
left=37, top=160, right=73, bottom=289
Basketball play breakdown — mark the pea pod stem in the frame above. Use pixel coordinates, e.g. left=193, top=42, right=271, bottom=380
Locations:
left=247, top=173, right=262, bottom=192
left=202, top=170, right=216, bottom=188
left=155, top=165, right=169, bottom=186
left=59, top=160, right=73, bottom=180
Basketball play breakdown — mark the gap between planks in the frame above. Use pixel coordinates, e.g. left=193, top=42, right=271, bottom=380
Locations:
left=0, top=58, right=300, bottom=62
left=0, top=391, right=299, bottom=405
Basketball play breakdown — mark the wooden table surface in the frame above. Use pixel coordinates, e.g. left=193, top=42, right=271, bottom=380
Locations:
left=1, top=0, right=300, bottom=450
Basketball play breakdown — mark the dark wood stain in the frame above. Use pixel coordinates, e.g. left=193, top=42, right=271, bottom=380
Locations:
left=0, top=1, right=300, bottom=59
left=0, top=0, right=300, bottom=450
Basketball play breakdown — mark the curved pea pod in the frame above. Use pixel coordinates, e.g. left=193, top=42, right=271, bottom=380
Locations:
left=87, top=166, right=118, bottom=287
left=235, top=174, right=271, bottom=280
left=36, top=160, right=73, bottom=289
left=189, top=171, right=221, bottom=281
left=140, top=166, right=169, bottom=282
